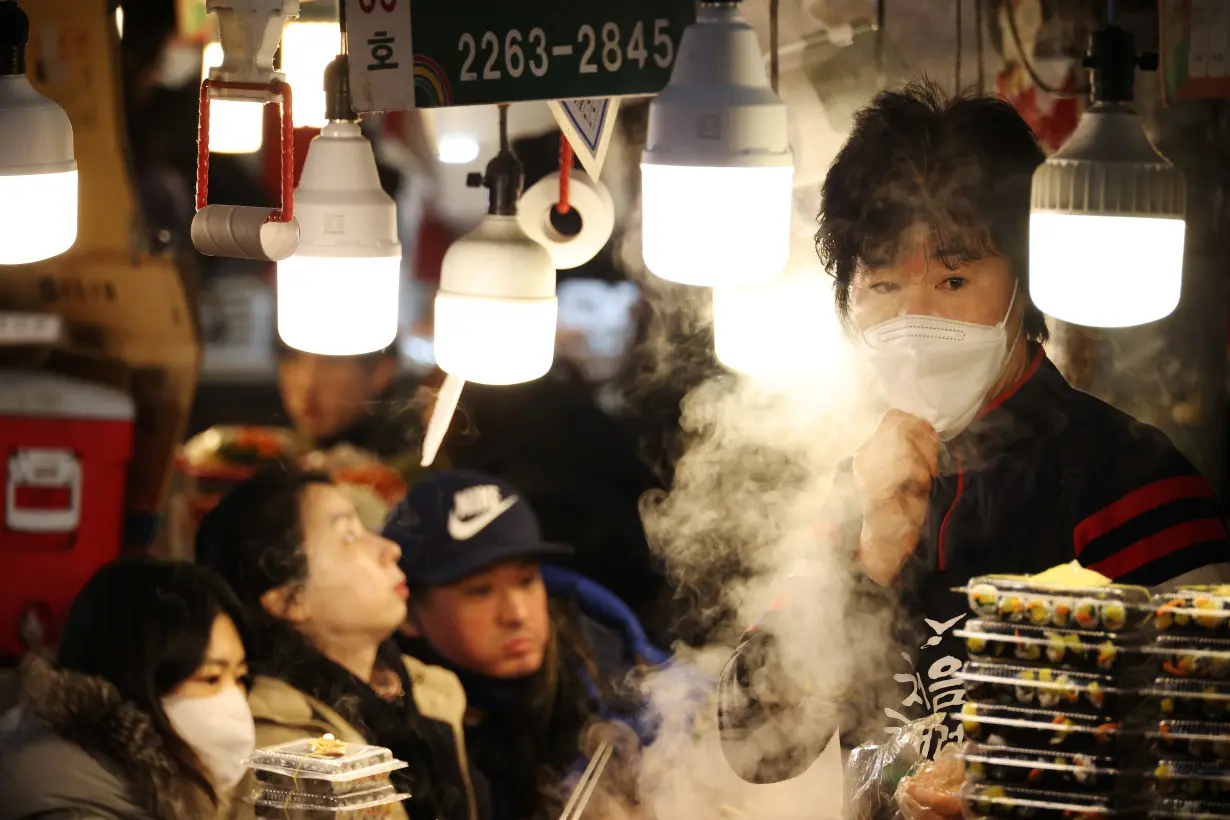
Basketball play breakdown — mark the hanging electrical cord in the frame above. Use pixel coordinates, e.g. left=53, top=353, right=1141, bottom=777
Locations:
left=557, top=135, right=573, bottom=214
left=975, top=0, right=985, bottom=92
left=955, top=0, right=962, bottom=91
left=1004, top=0, right=1091, bottom=97
left=769, top=0, right=779, bottom=93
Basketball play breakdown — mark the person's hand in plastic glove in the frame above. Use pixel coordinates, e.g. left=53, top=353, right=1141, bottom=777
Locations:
left=895, top=745, right=965, bottom=820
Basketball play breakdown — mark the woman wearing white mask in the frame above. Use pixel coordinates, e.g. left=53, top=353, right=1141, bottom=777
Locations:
left=718, top=80, right=1229, bottom=797
left=0, top=558, right=253, bottom=819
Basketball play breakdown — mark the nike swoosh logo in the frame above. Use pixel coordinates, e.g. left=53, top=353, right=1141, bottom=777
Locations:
left=447, top=495, right=519, bottom=540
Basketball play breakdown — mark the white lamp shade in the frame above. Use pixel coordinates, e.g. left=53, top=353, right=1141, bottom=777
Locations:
left=277, top=255, right=400, bottom=354
left=641, top=2, right=793, bottom=287
left=280, top=21, right=340, bottom=129
left=1029, top=104, right=1186, bottom=329
left=642, top=164, right=793, bottom=286
left=202, top=42, right=264, bottom=154
left=436, top=213, right=559, bottom=385
left=0, top=75, right=77, bottom=264
left=277, top=121, right=402, bottom=355
left=713, top=271, right=843, bottom=379
left=434, top=292, right=558, bottom=385
left=1030, top=212, right=1185, bottom=328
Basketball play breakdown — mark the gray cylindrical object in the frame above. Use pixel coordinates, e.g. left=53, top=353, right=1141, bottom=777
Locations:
left=191, top=205, right=300, bottom=261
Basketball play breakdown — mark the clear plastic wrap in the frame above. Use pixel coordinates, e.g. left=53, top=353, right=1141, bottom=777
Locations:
left=959, top=744, right=1122, bottom=791
left=956, top=620, right=1143, bottom=673
left=1147, top=677, right=1230, bottom=721
left=1153, top=587, right=1230, bottom=633
left=961, top=576, right=1149, bottom=633
left=1152, top=759, right=1230, bottom=798
left=844, top=714, right=940, bottom=820
left=958, top=702, right=1127, bottom=754
left=248, top=737, right=395, bottom=778
left=960, top=662, right=1126, bottom=714
left=1147, top=635, right=1230, bottom=680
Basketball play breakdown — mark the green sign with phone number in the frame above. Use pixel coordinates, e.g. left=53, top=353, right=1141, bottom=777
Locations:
left=345, top=0, right=696, bottom=112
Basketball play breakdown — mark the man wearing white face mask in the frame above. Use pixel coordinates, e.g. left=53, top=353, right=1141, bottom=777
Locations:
left=718, top=80, right=1229, bottom=792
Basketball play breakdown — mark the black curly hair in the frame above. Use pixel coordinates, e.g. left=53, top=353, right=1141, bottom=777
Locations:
left=816, top=79, right=1049, bottom=343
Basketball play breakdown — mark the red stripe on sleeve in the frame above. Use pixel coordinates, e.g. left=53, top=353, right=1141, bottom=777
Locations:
left=1074, top=476, right=1216, bottom=557
left=1085, top=517, right=1227, bottom=580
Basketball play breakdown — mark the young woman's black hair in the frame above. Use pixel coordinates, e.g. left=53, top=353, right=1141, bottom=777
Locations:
left=194, top=465, right=468, bottom=820
left=56, top=556, right=248, bottom=807
left=817, top=78, right=1050, bottom=343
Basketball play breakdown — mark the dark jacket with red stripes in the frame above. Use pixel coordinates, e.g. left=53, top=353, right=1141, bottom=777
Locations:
left=718, top=347, right=1229, bottom=781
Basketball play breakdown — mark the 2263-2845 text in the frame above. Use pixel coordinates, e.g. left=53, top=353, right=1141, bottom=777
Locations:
left=457, top=20, right=676, bottom=81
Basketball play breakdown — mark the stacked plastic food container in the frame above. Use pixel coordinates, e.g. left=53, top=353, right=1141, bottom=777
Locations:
left=954, top=574, right=1153, bottom=820
left=1146, top=586, right=1230, bottom=820
left=248, top=735, right=410, bottom=819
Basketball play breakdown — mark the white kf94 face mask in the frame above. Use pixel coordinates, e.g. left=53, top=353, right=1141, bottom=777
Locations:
left=860, top=284, right=1019, bottom=440
left=163, top=685, right=256, bottom=789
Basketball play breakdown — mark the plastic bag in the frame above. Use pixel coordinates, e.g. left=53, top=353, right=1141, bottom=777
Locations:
left=844, top=715, right=963, bottom=820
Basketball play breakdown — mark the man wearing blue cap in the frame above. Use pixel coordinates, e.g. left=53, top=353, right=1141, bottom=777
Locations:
left=383, top=470, right=666, bottom=820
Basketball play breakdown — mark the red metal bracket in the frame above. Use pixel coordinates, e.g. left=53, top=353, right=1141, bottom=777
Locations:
left=195, top=79, right=296, bottom=223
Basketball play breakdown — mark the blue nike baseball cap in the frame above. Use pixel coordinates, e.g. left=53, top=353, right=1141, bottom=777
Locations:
left=382, top=470, right=573, bottom=586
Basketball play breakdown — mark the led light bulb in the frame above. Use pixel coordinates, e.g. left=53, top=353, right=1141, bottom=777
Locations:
left=0, top=0, right=77, bottom=266
left=280, top=21, right=340, bottom=129
left=435, top=215, right=558, bottom=385
left=202, top=42, right=264, bottom=154
left=278, top=120, right=401, bottom=355
left=713, top=271, right=843, bottom=380
left=641, top=2, right=794, bottom=287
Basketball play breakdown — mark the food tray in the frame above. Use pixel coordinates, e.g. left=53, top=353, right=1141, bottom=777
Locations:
left=1153, top=760, right=1230, bottom=799
left=958, top=620, right=1142, bottom=674
left=1153, top=721, right=1230, bottom=763
left=963, top=576, right=1149, bottom=633
left=1146, top=636, right=1230, bottom=680
left=1151, top=798, right=1230, bottom=820
left=251, top=784, right=406, bottom=811
left=249, top=737, right=394, bottom=777
left=959, top=702, right=1126, bottom=754
left=961, top=783, right=1145, bottom=819
left=1154, top=587, right=1230, bottom=634
left=254, top=763, right=405, bottom=796
left=960, top=662, right=1125, bottom=714
left=1147, top=678, right=1230, bottom=721
left=959, top=744, right=1121, bottom=791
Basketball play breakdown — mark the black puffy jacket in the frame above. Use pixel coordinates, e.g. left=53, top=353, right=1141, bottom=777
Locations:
left=720, top=347, right=1229, bottom=779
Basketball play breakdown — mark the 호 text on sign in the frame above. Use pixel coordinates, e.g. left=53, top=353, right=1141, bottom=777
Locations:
left=347, top=0, right=695, bottom=111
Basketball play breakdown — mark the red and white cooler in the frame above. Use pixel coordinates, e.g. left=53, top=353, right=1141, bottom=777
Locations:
left=0, top=370, right=135, bottom=660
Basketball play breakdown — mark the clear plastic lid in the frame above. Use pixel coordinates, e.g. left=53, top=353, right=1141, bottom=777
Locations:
left=1146, top=678, right=1230, bottom=721
left=960, top=661, right=1123, bottom=713
left=252, top=783, right=407, bottom=811
left=957, top=620, right=1141, bottom=673
left=253, top=762, right=406, bottom=794
left=959, top=743, right=1121, bottom=791
left=1153, top=587, right=1230, bottom=633
left=1151, top=798, right=1230, bottom=820
left=960, top=702, right=1127, bottom=755
left=961, top=576, right=1149, bottom=633
left=961, top=783, right=1144, bottom=819
left=1151, top=720, right=1230, bottom=763
left=1145, top=635, right=1230, bottom=680
left=248, top=736, right=395, bottom=779
left=1152, top=759, right=1230, bottom=799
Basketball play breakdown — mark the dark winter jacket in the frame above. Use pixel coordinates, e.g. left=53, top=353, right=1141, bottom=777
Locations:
left=0, top=656, right=226, bottom=820
left=719, top=348, right=1229, bottom=778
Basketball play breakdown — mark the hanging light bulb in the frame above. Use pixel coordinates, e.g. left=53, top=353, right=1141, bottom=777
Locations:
left=277, top=53, right=401, bottom=355
left=1029, top=22, right=1185, bottom=328
left=280, top=20, right=339, bottom=129
left=201, top=42, right=264, bottom=154
left=0, top=0, right=77, bottom=265
left=435, top=105, right=558, bottom=386
left=641, top=0, right=793, bottom=287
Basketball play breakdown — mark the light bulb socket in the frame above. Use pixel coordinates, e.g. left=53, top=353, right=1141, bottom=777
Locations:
left=324, top=53, right=355, bottom=122
left=467, top=147, right=524, bottom=217
left=1082, top=24, right=1158, bottom=105
left=0, top=0, right=29, bottom=77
